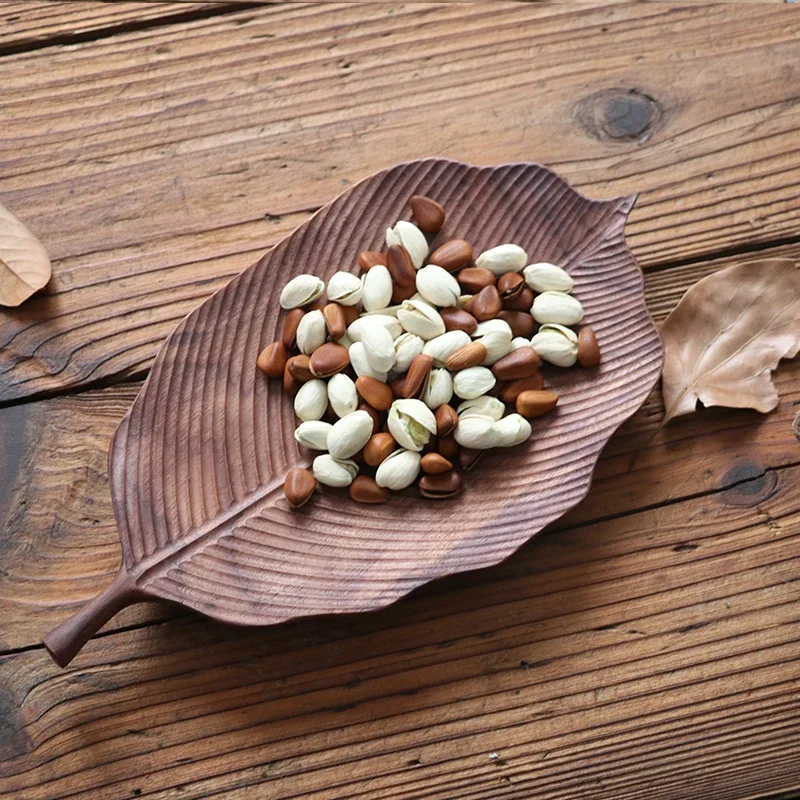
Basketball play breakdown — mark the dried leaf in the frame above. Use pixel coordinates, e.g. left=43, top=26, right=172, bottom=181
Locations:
left=661, top=259, right=800, bottom=423
left=0, top=202, right=51, bottom=307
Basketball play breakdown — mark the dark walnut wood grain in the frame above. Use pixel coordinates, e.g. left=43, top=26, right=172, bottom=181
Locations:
left=42, top=160, right=663, bottom=667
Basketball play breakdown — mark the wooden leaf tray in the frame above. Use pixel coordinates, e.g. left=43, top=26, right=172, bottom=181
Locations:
left=42, top=159, right=663, bottom=667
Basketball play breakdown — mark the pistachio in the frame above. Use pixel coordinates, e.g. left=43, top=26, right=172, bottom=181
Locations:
left=531, top=291, right=584, bottom=326
left=355, top=376, right=394, bottom=411
left=419, top=471, right=463, bottom=499
left=422, top=330, right=471, bottom=367
left=523, top=262, right=574, bottom=293
left=457, top=294, right=474, bottom=309
left=415, top=265, right=460, bottom=307
left=397, top=298, right=445, bottom=340
left=327, top=410, right=374, bottom=459
left=475, top=243, right=527, bottom=275
left=361, top=264, right=393, bottom=312
left=312, top=454, right=359, bottom=487
left=309, top=342, right=350, bottom=378
left=409, top=195, right=446, bottom=233
left=578, top=326, right=601, bottom=367
left=349, top=341, right=388, bottom=381
left=284, top=468, right=317, bottom=508
left=457, top=395, right=505, bottom=421
left=531, top=324, right=579, bottom=367
left=510, top=337, right=533, bottom=351
left=516, top=389, right=559, bottom=418
left=337, top=332, right=354, bottom=350
left=495, top=413, right=532, bottom=447
left=363, top=432, right=396, bottom=467
left=454, top=415, right=502, bottom=449
left=280, top=274, right=325, bottom=309
left=439, top=307, right=478, bottom=335
left=294, top=309, right=326, bottom=355
left=472, top=319, right=513, bottom=339
left=387, top=398, right=437, bottom=451
left=477, top=331, right=513, bottom=366
left=347, top=314, right=402, bottom=342
left=327, top=373, right=358, bottom=417
left=294, top=420, right=333, bottom=450
left=349, top=475, right=390, bottom=503
left=327, top=271, right=363, bottom=306
left=453, top=366, right=496, bottom=400
left=293, top=378, right=328, bottom=421
left=422, top=368, right=454, bottom=409
left=256, top=341, right=286, bottom=378
left=393, top=332, right=425, bottom=373
left=434, top=403, right=458, bottom=436
left=429, top=239, right=473, bottom=272
left=386, top=220, right=428, bottom=269
left=362, top=304, right=401, bottom=318
left=360, top=320, right=396, bottom=373
left=375, top=448, right=422, bottom=490
left=282, top=308, right=304, bottom=350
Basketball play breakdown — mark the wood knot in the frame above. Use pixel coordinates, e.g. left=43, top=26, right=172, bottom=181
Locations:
left=577, top=88, right=662, bottom=143
left=718, top=463, right=779, bottom=507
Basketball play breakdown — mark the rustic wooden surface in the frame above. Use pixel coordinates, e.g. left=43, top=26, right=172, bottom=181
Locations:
left=0, top=3, right=798, bottom=800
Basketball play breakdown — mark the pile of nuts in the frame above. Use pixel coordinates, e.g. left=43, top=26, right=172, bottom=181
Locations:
left=257, top=195, right=600, bottom=507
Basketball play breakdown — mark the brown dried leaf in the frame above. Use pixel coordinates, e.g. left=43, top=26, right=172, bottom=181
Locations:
left=661, top=259, right=800, bottom=423
left=0, top=202, right=51, bottom=307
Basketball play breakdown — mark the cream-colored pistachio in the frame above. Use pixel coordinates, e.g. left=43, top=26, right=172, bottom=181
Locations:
left=387, top=398, right=437, bottom=451
left=415, top=265, right=460, bottom=307
left=453, top=415, right=502, bottom=449
left=361, top=305, right=400, bottom=318
left=523, top=262, right=574, bottom=294
left=360, top=320, right=396, bottom=373
left=453, top=366, right=496, bottom=399
left=327, top=373, right=358, bottom=417
left=327, top=410, right=374, bottom=459
left=386, top=220, right=428, bottom=269
left=422, top=367, right=454, bottom=409
left=361, top=264, right=393, bottom=312
left=475, top=243, right=527, bottom=275
left=397, top=298, right=445, bottom=340
left=457, top=294, right=474, bottom=309
left=495, top=413, right=532, bottom=447
left=457, top=395, right=505, bottom=421
left=327, top=271, right=363, bottom=306
left=422, top=330, right=471, bottom=367
left=393, top=332, right=424, bottom=373
left=531, top=291, right=584, bottom=326
left=312, top=454, right=359, bottom=487
left=531, top=325, right=579, bottom=367
left=294, top=420, right=333, bottom=450
left=375, top=449, right=421, bottom=490
left=337, top=332, right=354, bottom=350
left=347, top=314, right=402, bottom=342
left=510, top=336, right=533, bottom=350
left=294, top=378, right=328, bottom=421
left=477, top=331, right=513, bottom=365
left=540, top=323, right=578, bottom=342
left=472, top=319, right=513, bottom=339
left=349, top=341, right=388, bottom=381
left=295, top=309, right=327, bottom=355
left=280, top=274, right=325, bottom=309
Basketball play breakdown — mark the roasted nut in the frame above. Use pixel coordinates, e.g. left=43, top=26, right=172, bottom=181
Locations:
left=457, top=267, right=495, bottom=293
left=282, top=308, right=304, bottom=350
left=439, top=307, right=478, bottom=335
left=501, top=374, right=544, bottom=403
left=283, top=361, right=301, bottom=396
left=389, top=375, right=407, bottom=398
left=435, top=403, right=458, bottom=436
left=458, top=447, right=483, bottom=471
left=356, top=376, right=394, bottom=411
left=327, top=410, right=375, bottom=459
left=363, top=432, right=396, bottom=466
left=386, top=221, right=428, bottom=269
left=386, top=244, right=416, bottom=288
left=312, top=454, right=359, bottom=487
left=475, top=244, right=527, bottom=275
left=342, top=304, right=360, bottom=327
left=284, top=468, right=316, bottom=507
left=375, top=448, right=422, bottom=490
left=498, top=310, right=535, bottom=338
left=403, top=354, right=434, bottom=398
left=438, top=433, right=460, bottom=460
left=349, top=475, right=390, bottom=503
left=410, top=195, right=445, bottom=232
left=516, top=389, right=559, bottom=418
left=471, top=285, right=502, bottom=321
left=523, top=262, right=574, bottom=293
left=421, top=452, right=453, bottom=474
left=502, top=286, right=534, bottom=312
left=578, top=326, right=601, bottom=367
left=429, top=239, right=473, bottom=272
left=358, top=250, right=387, bottom=272
left=280, top=274, right=325, bottom=309
left=358, top=402, right=382, bottom=435
left=446, top=341, right=488, bottom=371
left=497, top=272, right=524, bottom=300
left=310, top=342, right=350, bottom=378
left=392, top=281, right=418, bottom=304
left=257, top=341, right=286, bottom=377
left=287, top=354, right=315, bottom=382
left=531, top=291, right=584, bottom=326
left=492, top=348, right=540, bottom=380
left=419, top=470, right=462, bottom=499
left=322, top=303, right=347, bottom=340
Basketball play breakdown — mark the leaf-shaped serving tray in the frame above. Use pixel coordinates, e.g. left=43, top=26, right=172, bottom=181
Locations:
left=43, top=159, right=663, bottom=667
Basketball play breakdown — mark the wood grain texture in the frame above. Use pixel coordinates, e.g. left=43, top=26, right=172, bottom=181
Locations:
left=1, top=3, right=799, bottom=401
left=2, top=461, right=799, bottom=798
left=39, top=159, right=662, bottom=666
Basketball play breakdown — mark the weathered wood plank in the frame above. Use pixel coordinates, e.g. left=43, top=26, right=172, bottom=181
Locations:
left=2, top=242, right=799, bottom=652
left=1, top=3, right=799, bottom=401
left=0, top=1, right=218, bottom=48
left=1, top=462, right=798, bottom=798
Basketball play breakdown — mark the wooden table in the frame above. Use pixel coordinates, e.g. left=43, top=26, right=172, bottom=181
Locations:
left=1, top=3, right=799, bottom=798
